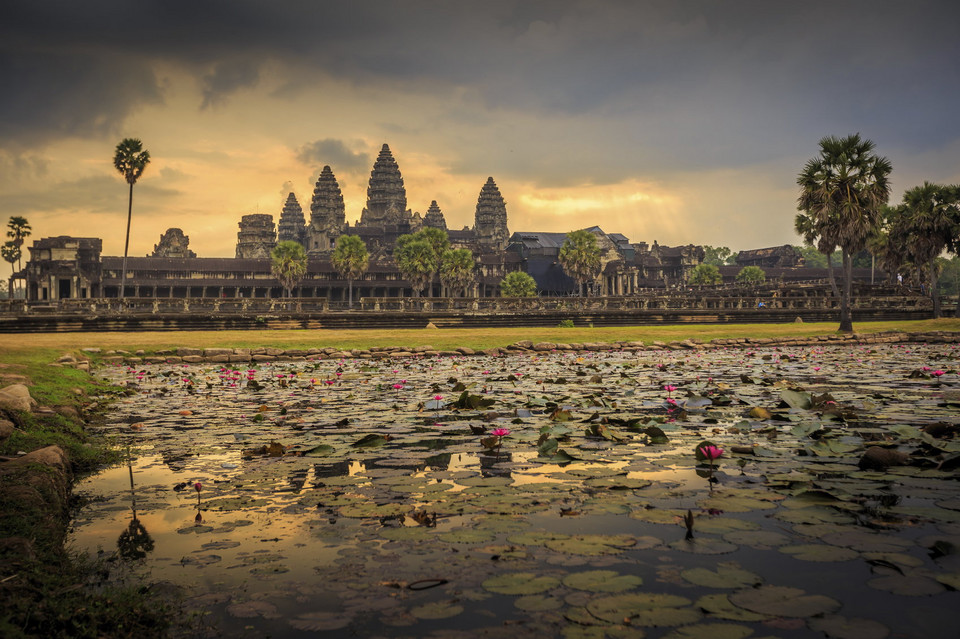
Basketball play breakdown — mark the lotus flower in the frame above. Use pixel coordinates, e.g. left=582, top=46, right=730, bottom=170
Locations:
left=700, top=445, right=723, bottom=461
left=490, top=428, right=511, bottom=438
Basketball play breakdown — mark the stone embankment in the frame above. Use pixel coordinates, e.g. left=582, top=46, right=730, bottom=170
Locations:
left=47, top=330, right=960, bottom=369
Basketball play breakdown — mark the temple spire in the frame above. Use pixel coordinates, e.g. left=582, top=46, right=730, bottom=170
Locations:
left=473, top=177, right=509, bottom=250
left=307, top=166, right=346, bottom=253
left=360, top=143, right=410, bottom=227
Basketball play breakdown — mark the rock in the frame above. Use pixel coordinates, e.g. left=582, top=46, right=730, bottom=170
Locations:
left=858, top=446, right=910, bottom=471
left=425, top=322, right=439, bottom=329
left=54, top=405, right=79, bottom=419
left=456, top=347, right=476, bottom=355
left=177, top=347, right=203, bottom=357
left=481, top=348, right=502, bottom=357
left=56, top=354, right=77, bottom=364
left=0, top=384, right=37, bottom=413
left=203, top=348, right=234, bottom=358
left=533, top=342, right=557, bottom=352
left=413, top=345, right=435, bottom=353
left=795, top=316, right=804, bottom=323
left=514, top=340, right=534, bottom=349
left=0, top=419, right=14, bottom=440
left=182, top=356, right=204, bottom=364
left=438, top=351, right=460, bottom=357
left=81, top=347, right=101, bottom=354
left=16, top=445, right=70, bottom=474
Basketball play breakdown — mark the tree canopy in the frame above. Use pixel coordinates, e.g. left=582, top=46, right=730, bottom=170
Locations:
left=688, top=263, right=722, bottom=287
left=500, top=271, right=537, bottom=297
left=113, top=138, right=151, bottom=300
left=736, top=265, right=766, bottom=285
left=439, top=248, right=475, bottom=297
left=558, top=229, right=602, bottom=296
left=331, top=235, right=369, bottom=307
left=271, top=241, right=308, bottom=298
left=797, top=134, right=891, bottom=332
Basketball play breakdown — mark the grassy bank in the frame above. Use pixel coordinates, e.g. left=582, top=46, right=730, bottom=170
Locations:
left=2, top=318, right=959, bottom=357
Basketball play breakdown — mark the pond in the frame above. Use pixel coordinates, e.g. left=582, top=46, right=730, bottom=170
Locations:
left=70, top=343, right=960, bottom=638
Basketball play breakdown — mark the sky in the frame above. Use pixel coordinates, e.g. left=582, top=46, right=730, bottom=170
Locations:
left=3, top=0, right=959, bottom=258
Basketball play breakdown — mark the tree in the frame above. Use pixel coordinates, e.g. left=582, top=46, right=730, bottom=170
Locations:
left=688, top=263, right=722, bottom=287
left=439, top=248, right=475, bottom=297
left=2, top=241, right=20, bottom=299
left=394, top=237, right=437, bottom=297
left=499, top=271, right=537, bottom=297
left=883, top=182, right=959, bottom=317
left=270, top=241, right=308, bottom=298
left=331, top=235, right=369, bottom=307
left=113, top=138, right=151, bottom=299
left=797, top=134, right=891, bottom=332
left=702, top=246, right=733, bottom=266
left=6, top=216, right=31, bottom=274
left=396, top=228, right=449, bottom=297
left=794, top=211, right=840, bottom=297
left=736, top=265, right=766, bottom=285
left=558, top=229, right=602, bottom=296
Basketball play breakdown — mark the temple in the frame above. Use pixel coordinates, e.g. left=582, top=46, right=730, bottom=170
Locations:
left=22, top=143, right=751, bottom=303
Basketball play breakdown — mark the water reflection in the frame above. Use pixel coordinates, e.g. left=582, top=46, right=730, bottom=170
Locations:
left=116, top=447, right=154, bottom=561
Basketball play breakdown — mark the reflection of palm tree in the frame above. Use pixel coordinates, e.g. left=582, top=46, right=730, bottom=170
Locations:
left=117, top=446, right=154, bottom=560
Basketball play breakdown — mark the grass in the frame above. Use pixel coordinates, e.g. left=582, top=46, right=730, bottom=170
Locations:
left=2, top=319, right=959, bottom=358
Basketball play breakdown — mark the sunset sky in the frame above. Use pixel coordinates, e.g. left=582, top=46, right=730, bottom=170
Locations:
left=3, top=1, right=959, bottom=258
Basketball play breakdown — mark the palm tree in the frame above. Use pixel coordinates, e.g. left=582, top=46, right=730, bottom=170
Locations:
left=797, top=134, right=891, bottom=332
left=794, top=211, right=840, bottom=297
left=6, top=216, right=31, bottom=279
left=394, top=237, right=436, bottom=297
left=331, top=235, right=369, bottom=307
left=885, top=183, right=960, bottom=317
left=439, top=248, right=475, bottom=297
left=270, top=241, right=308, bottom=298
left=2, top=241, right=20, bottom=299
left=113, top=138, right=151, bottom=300
left=411, top=227, right=449, bottom=297
left=558, top=229, right=602, bottom=296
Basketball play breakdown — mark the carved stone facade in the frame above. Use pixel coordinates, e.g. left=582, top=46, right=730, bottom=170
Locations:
left=306, top=166, right=346, bottom=254
left=474, top=177, right=510, bottom=251
left=236, top=214, right=276, bottom=259
left=277, top=193, right=307, bottom=246
left=152, top=228, right=196, bottom=259
left=359, top=144, right=411, bottom=228
left=24, top=236, right=103, bottom=301
left=423, top=200, right=447, bottom=231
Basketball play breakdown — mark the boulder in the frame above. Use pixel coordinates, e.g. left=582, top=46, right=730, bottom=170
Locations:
left=0, top=418, right=14, bottom=440
left=0, top=384, right=37, bottom=413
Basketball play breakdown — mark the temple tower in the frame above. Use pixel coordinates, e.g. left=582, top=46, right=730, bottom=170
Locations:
left=473, top=177, right=509, bottom=250
left=360, top=144, right=410, bottom=227
left=423, top=200, right=447, bottom=231
left=236, top=214, right=276, bottom=259
left=277, top=193, right=307, bottom=246
left=307, top=166, right=346, bottom=254
left=151, top=228, right=196, bottom=258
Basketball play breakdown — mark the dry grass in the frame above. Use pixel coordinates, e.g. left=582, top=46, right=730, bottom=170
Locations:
left=2, top=318, right=958, bottom=357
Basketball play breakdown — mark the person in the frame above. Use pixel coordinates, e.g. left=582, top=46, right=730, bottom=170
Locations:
left=897, top=273, right=903, bottom=287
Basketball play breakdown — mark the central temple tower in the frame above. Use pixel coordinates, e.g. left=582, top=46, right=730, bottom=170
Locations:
left=359, top=144, right=411, bottom=227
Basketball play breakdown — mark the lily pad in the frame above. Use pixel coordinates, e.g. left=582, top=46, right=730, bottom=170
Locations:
left=807, top=615, right=890, bottom=639
left=727, top=585, right=840, bottom=617
left=562, top=570, right=644, bottom=592
left=586, top=593, right=691, bottom=624
left=681, top=564, right=762, bottom=589
left=482, top=572, right=562, bottom=595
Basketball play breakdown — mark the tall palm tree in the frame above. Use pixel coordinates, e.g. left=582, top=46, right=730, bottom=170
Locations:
left=6, top=216, right=31, bottom=278
left=331, top=235, right=369, bottom=307
left=886, top=182, right=960, bottom=318
left=394, top=237, right=436, bottom=297
left=559, top=229, right=603, bottom=296
left=271, top=241, right=308, bottom=298
left=113, top=138, right=151, bottom=300
left=439, top=248, right=475, bottom=297
left=2, top=241, right=20, bottom=299
left=794, top=211, right=840, bottom=297
left=797, top=134, right=891, bottom=332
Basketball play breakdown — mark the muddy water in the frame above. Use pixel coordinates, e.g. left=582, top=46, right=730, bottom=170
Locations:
left=71, top=345, right=960, bottom=637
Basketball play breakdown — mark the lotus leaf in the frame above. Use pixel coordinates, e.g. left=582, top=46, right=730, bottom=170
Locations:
left=727, top=585, right=840, bottom=617
left=482, top=572, right=562, bottom=595
left=562, top=570, right=644, bottom=592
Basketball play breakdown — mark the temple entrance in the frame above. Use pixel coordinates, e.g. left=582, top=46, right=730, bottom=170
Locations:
left=58, top=279, right=71, bottom=299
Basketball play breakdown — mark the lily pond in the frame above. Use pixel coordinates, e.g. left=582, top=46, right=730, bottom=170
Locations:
left=71, top=342, right=960, bottom=638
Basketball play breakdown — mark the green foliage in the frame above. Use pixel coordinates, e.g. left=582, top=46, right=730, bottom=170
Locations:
left=500, top=271, right=537, bottom=297
left=439, top=248, right=475, bottom=296
left=395, top=228, right=451, bottom=297
left=797, top=134, right=892, bottom=331
left=559, top=230, right=602, bottom=296
left=331, top=235, right=369, bottom=306
left=937, top=256, right=960, bottom=295
left=736, top=265, right=766, bottom=284
left=702, top=246, right=733, bottom=266
left=688, top=263, right=722, bottom=286
left=270, top=241, right=308, bottom=297
left=557, top=319, right=575, bottom=328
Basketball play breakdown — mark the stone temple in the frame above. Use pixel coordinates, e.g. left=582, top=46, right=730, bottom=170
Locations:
left=21, top=142, right=731, bottom=302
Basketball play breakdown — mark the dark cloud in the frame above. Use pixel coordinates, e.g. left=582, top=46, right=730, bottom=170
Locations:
left=200, top=59, right=261, bottom=110
left=0, top=174, right=180, bottom=218
left=296, top=139, right=370, bottom=173
left=2, top=0, right=958, bottom=174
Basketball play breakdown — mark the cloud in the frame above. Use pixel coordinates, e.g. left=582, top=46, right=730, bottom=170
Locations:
left=200, top=59, right=261, bottom=110
left=296, top=139, right=371, bottom=173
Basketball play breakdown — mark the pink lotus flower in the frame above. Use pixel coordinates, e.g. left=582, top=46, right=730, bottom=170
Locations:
left=490, top=428, right=511, bottom=437
left=932, top=370, right=945, bottom=377
left=700, top=445, right=723, bottom=460
left=194, top=482, right=202, bottom=493
left=434, top=395, right=443, bottom=401
left=663, top=384, right=677, bottom=392
left=392, top=383, right=403, bottom=390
